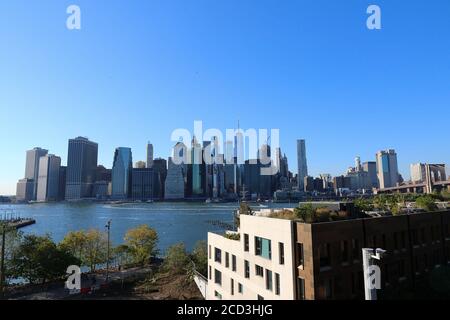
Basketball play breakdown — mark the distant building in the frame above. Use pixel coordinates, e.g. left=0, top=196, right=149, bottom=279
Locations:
left=24, top=147, right=48, bottom=200
left=36, top=154, right=61, bottom=202
left=362, top=161, right=378, bottom=188
left=65, top=137, right=98, bottom=200
left=297, top=140, right=308, bottom=191
left=111, top=147, right=133, bottom=199
left=146, top=142, right=154, bottom=168
left=16, top=178, right=34, bottom=202
left=132, top=168, right=154, bottom=201
left=304, top=176, right=314, bottom=193
left=165, top=157, right=185, bottom=200
left=93, top=181, right=110, bottom=199
left=96, top=165, right=112, bottom=183
left=135, top=161, right=146, bottom=169
left=376, top=149, right=399, bottom=189
left=58, top=166, right=66, bottom=200
left=153, top=158, right=167, bottom=200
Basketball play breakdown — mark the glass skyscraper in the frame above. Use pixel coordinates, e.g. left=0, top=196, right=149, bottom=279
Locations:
left=111, top=147, right=133, bottom=199
left=65, top=137, right=98, bottom=200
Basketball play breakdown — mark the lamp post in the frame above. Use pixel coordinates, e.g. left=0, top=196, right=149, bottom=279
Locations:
left=362, top=247, right=386, bottom=300
left=0, top=223, right=6, bottom=297
left=105, top=220, right=111, bottom=284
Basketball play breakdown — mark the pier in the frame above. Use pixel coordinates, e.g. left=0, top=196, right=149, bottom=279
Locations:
left=1, top=210, right=36, bottom=229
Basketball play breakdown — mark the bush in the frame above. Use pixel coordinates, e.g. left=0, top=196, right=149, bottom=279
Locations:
left=416, top=195, right=438, bottom=212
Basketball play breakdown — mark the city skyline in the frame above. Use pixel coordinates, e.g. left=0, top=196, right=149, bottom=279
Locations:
left=1, top=1, right=450, bottom=194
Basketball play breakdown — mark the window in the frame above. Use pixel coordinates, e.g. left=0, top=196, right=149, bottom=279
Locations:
left=231, top=278, right=234, bottom=295
left=225, top=252, right=229, bottom=268
left=238, top=283, right=243, bottom=294
left=351, top=239, right=360, bottom=261
left=340, top=240, right=349, bottom=264
left=319, top=243, right=331, bottom=268
left=208, top=245, right=211, bottom=259
left=214, top=248, right=222, bottom=263
left=255, top=265, right=264, bottom=277
left=297, top=243, right=304, bottom=268
left=265, top=269, right=273, bottom=291
left=232, top=255, right=236, bottom=272
left=214, top=291, right=222, bottom=299
left=215, top=269, right=222, bottom=286
left=275, top=273, right=280, bottom=295
left=257, top=295, right=264, bottom=300
left=297, top=278, right=305, bottom=300
left=351, top=273, right=356, bottom=295
left=255, top=236, right=272, bottom=259
left=209, top=266, right=212, bottom=280
left=244, top=260, right=250, bottom=278
left=279, top=242, right=285, bottom=265
left=244, top=233, right=249, bottom=252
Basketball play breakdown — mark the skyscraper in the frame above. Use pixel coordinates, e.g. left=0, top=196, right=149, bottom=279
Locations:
left=376, top=149, right=399, bottom=189
left=362, top=161, right=378, bottom=188
left=147, top=142, right=154, bottom=168
left=191, top=136, right=203, bottom=196
left=111, top=147, right=133, bottom=199
left=296, top=139, right=308, bottom=191
left=131, top=168, right=154, bottom=201
left=36, top=154, right=61, bottom=202
left=16, top=179, right=34, bottom=202
left=153, top=158, right=167, bottom=199
left=24, top=147, right=48, bottom=199
left=165, top=157, right=185, bottom=200
left=65, top=137, right=98, bottom=200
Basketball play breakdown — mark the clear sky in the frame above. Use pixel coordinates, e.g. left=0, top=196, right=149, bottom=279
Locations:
left=1, top=0, right=449, bottom=195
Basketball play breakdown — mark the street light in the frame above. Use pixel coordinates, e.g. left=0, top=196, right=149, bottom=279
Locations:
left=362, top=247, right=386, bottom=300
left=105, top=220, right=111, bottom=284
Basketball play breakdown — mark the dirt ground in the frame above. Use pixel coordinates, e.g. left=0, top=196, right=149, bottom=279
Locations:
left=70, top=271, right=204, bottom=300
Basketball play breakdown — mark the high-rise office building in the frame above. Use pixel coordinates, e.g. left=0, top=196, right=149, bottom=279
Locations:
left=296, top=140, right=308, bottom=191
left=376, top=149, right=399, bottom=189
left=165, top=157, right=185, bottom=200
left=36, top=154, right=61, bottom=202
left=362, top=161, right=378, bottom=188
left=58, top=166, right=67, bottom=200
left=153, top=158, right=167, bottom=199
left=24, top=147, right=48, bottom=200
left=190, top=136, right=204, bottom=197
left=16, top=179, right=34, bottom=202
left=65, top=137, right=98, bottom=200
left=146, top=142, right=154, bottom=168
left=111, top=147, right=133, bottom=199
left=132, top=168, right=154, bottom=201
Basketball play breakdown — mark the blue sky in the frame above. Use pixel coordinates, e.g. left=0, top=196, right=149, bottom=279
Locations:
left=0, top=0, right=449, bottom=195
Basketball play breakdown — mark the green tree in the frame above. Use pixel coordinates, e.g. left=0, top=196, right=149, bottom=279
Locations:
left=59, top=230, right=87, bottom=262
left=441, top=189, right=450, bottom=201
left=294, top=203, right=315, bottom=223
left=0, top=226, right=23, bottom=284
left=416, top=195, right=438, bottom=212
left=114, top=244, right=133, bottom=268
left=163, top=243, right=190, bottom=275
left=10, top=234, right=79, bottom=284
left=190, top=240, right=207, bottom=276
left=83, top=229, right=108, bottom=271
left=354, top=198, right=374, bottom=213
left=124, top=225, right=158, bottom=266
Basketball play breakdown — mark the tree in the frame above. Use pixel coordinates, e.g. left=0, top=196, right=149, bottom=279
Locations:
left=59, top=230, right=87, bottom=262
left=10, top=234, right=79, bottom=284
left=1, top=226, right=23, bottom=285
left=163, top=243, right=190, bottom=275
left=416, top=195, right=438, bottom=212
left=354, top=198, right=374, bottom=213
left=83, top=229, right=108, bottom=271
left=124, top=225, right=158, bottom=266
left=294, top=203, right=315, bottom=223
left=441, top=189, right=450, bottom=201
left=190, top=240, right=207, bottom=276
